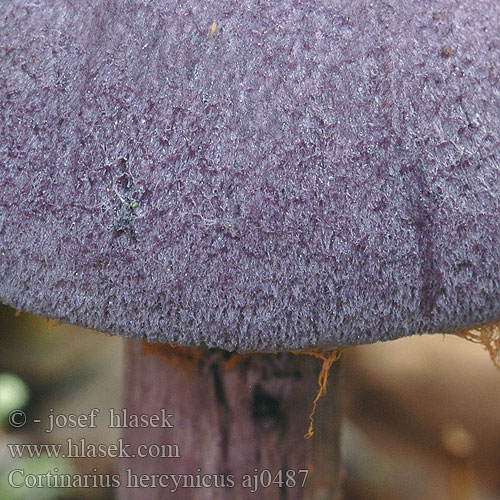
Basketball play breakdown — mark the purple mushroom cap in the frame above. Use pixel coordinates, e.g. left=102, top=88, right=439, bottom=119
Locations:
left=1, top=0, right=499, bottom=352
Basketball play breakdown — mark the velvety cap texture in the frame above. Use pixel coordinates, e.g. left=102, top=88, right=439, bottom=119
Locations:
left=1, top=0, right=499, bottom=352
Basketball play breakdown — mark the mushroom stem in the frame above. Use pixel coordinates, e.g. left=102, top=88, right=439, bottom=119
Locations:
left=118, top=339, right=342, bottom=499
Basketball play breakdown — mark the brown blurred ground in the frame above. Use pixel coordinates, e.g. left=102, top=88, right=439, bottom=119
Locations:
left=343, top=335, right=500, bottom=500
left=0, top=304, right=123, bottom=500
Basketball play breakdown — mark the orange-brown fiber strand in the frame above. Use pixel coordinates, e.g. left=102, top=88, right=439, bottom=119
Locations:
left=260, top=348, right=344, bottom=438
left=141, top=340, right=203, bottom=371
left=457, top=321, right=500, bottom=370
left=220, top=353, right=248, bottom=371
left=301, top=349, right=344, bottom=439
left=45, top=317, right=63, bottom=329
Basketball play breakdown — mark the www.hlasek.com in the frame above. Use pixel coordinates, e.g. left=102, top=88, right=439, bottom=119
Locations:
left=8, top=438, right=180, bottom=459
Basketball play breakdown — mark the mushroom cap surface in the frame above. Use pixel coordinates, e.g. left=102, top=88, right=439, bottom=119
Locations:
left=1, top=0, right=499, bottom=352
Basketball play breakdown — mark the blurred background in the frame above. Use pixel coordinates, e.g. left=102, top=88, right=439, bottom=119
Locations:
left=0, top=303, right=499, bottom=499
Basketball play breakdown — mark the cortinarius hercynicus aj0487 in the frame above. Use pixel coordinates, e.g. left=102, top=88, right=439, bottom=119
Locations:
left=1, top=0, right=499, bottom=498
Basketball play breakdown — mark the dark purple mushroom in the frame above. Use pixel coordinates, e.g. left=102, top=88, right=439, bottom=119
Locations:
left=1, top=0, right=499, bottom=498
